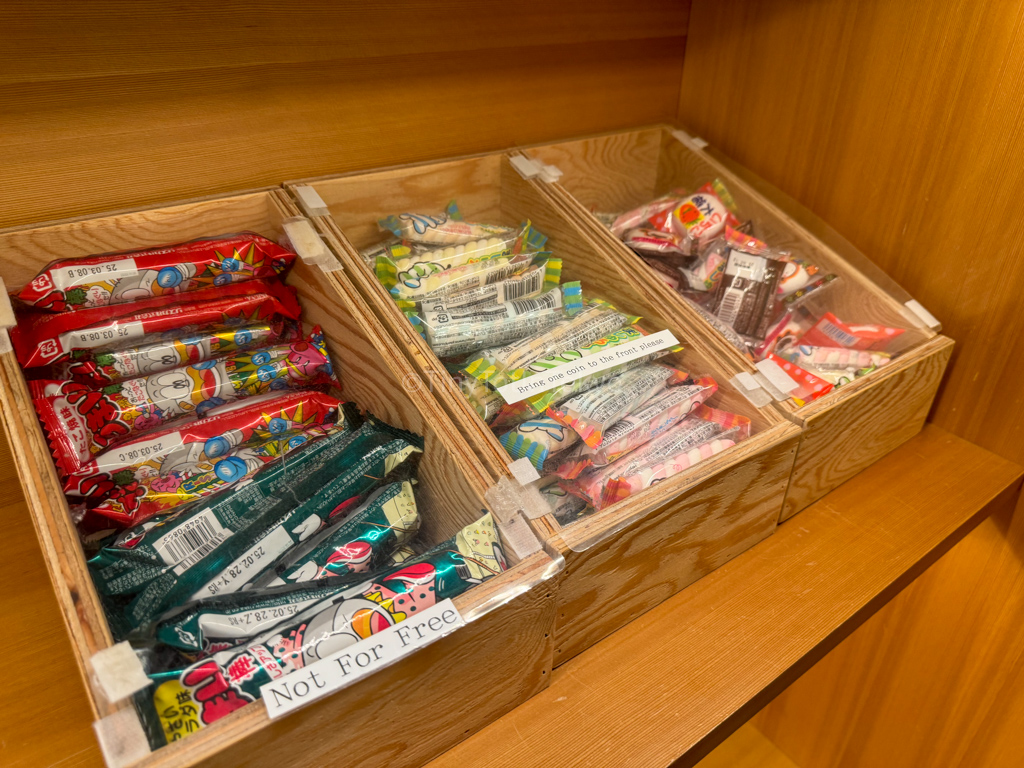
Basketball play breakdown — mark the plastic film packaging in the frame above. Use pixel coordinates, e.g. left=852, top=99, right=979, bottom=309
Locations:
left=134, top=513, right=506, bottom=747
left=546, top=363, right=688, bottom=448
left=498, top=416, right=581, bottom=472
left=58, top=322, right=290, bottom=386
left=33, top=327, right=337, bottom=475
left=563, top=404, right=749, bottom=509
left=88, top=416, right=423, bottom=638
left=18, top=233, right=297, bottom=312
left=401, top=257, right=562, bottom=312
left=539, top=480, right=590, bottom=527
left=12, top=278, right=301, bottom=369
left=555, top=375, right=718, bottom=479
left=254, top=480, right=421, bottom=587
left=379, top=200, right=515, bottom=246
left=405, top=283, right=582, bottom=358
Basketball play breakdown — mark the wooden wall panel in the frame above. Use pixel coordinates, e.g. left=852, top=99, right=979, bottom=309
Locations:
left=0, top=2, right=689, bottom=228
left=680, top=1, right=1024, bottom=765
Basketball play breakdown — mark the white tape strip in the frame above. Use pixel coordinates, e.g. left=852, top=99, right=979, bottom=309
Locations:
left=510, top=155, right=543, bottom=180
left=507, top=457, right=541, bottom=485
left=293, top=185, right=329, bottom=217
left=755, top=358, right=800, bottom=394
left=0, top=278, right=14, bottom=329
left=0, top=328, right=12, bottom=355
left=753, top=372, right=788, bottom=402
left=282, top=217, right=331, bottom=266
left=91, top=641, right=151, bottom=704
left=731, top=372, right=773, bottom=408
left=93, top=708, right=151, bottom=768
left=905, top=299, right=941, bottom=330
left=671, top=129, right=710, bottom=151
left=498, top=512, right=543, bottom=560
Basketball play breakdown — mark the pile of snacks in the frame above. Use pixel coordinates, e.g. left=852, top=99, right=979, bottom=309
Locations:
left=599, top=182, right=907, bottom=404
left=365, top=201, right=754, bottom=517
left=11, top=232, right=507, bottom=748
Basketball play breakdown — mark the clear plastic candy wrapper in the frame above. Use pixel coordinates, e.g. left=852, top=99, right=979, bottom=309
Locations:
left=604, top=180, right=911, bottom=404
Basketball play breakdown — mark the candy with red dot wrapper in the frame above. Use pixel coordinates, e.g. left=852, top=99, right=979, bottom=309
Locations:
left=16, top=233, right=296, bottom=312
left=798, top=311, right=905, bottom=351
left=766, top=352, right=834, bottom=405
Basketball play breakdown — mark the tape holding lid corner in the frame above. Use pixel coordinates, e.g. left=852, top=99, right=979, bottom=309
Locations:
left=293, top=185, right=329, bottom=217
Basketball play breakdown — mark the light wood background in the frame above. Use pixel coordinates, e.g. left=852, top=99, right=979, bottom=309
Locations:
left=680, top=1, right=1024, bottom=765
left=0, top=1, right=689, bottom=229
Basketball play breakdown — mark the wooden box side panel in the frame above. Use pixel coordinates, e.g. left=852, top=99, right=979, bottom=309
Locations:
left=179, top=572, right=558, bottom=768
left=781, top=336, right=955, bottom=521
left=552, top=431, right=799, bottom=663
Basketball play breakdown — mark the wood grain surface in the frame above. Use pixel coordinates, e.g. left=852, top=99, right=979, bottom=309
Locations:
left=680, top=1, right=1024, bottom=762
left=0, top=2, right=690, bottom=228
left=424, top=426, right=1023, bottom=768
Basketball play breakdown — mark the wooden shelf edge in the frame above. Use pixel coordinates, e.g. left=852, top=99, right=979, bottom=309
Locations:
left=425, top=424, right=1024, bottom=768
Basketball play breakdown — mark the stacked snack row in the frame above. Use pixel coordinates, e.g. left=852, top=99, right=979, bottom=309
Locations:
left=596, top=182, right=907, bottom=405
left=10, top=233, right=507, bottom=749
left=363, top=201, right=754, bottom=519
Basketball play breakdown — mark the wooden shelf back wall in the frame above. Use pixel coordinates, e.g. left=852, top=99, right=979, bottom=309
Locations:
left=0, top=1, right=690, bottom=228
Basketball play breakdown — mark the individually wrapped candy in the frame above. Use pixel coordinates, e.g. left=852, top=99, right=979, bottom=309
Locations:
left=11, top=278, right=301, bottom=369
left=400, top=258, right=562, bottom=312
left=463, top=300, right=636, bottom=387
left=681, top=295, right=752, bottom=358
left=710, top=248, right=786, bottom=338
left=458, top=374, right=505, bottom=423
left=135, top=513, right=505, bottom=746
left=621, top=228, right=689, bottom=258
left=766, top=353, right=834, bottom=404
left=376, top=222, right=547, bottom=300
left=255, top=480, right=420, bottom=587
left=564, top=405, right=748, bottom=509
left=57, top=322, right=291, bottom=386
left=498, top=416, right=581, bottom=472
left=798, top=311, right=905, bottom=351
left=539, top=479, right=590, bottom=526
left=379, top=200, right=515, bottom=245
left=609, top=193, right=683, bottom=237
left=555, top=375, right=718, bottom=479
left=646, top=180, right=742, bottom=256
left=17, top=233, right=296, bottom=312
left=89, top=416, right=423, bottom=637
left=405, top=283, right=582, bottom=358
left=33, top=327, right=337, bottom=475
left=489, top=326, right=681, bottom=429
left=546, top=364, right=688, bottom=448
left=775, top=344, right=891, bottom=373
left=64, top=392, right=349, bottom=529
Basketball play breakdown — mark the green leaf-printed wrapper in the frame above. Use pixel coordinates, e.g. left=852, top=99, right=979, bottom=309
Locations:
left=134, top=513, right=506, bottom=748
left=90, top=416, right=423, bottom=638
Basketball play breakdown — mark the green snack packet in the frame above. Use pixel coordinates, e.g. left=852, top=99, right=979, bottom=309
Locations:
left=135, top=513, right=506, bottom=748
left=254, top=480, right=421, bottom=587
left=91, top=416, right=423, bottom=637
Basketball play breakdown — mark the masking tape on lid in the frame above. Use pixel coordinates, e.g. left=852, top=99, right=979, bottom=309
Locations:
left=282, top=216, right=331, bottom=266
left=671, top=129, right=710, bottom=151
left=755, top=358, right=800, bottom=395
left=731, top=371, right=773, bottom=408
left=90, top=641, right=150, bottom=704
left=93, top=707, right=151, bottom=768
left=904, top=299, right=941, bottom=330
left=497, top=512, right=543, bottom=560
left=510, top=155, right=562, bottom=183
left=507, top=456, right=541, bottom=485
left=293, top=185, right=329, bottom=218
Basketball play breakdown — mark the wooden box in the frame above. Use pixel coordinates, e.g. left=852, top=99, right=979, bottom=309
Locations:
left=287, top=153, right=802, bottom=664
left=522, top=126, right=954, bottom=521
left=0, top=189, right=560, bottom=768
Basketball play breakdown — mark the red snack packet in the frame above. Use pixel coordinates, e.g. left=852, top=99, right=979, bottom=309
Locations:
left=648, top=181, right=742, bottom=255
left=766, top=352, right=834, bottom=404
left=798, top=311, right=905, bottom=351
left=33, top=327, right=337, bottom=476
left=57, top=322, right=297, bottom=386
left=67, top=392, right=349, bottom=529
left=17, top=233, right=297, bottom=312
left=12, top=278, right=301, bottom=368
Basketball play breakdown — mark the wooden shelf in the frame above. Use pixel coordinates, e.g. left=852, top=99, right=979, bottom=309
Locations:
left=424, top=424, right=1022, bottom=768
left=0, top=425, right=1019, bottom=768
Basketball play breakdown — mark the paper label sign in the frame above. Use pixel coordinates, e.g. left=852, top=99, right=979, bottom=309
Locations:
left=261, top=598, right=466, bottom=719
left=496, top=329, right=680, bottom=405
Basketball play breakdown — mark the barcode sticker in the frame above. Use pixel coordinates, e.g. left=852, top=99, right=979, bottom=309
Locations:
left=509, top=291, right=559, bottom=317
left=498, top=267, right=544, bottom=303
left=58, top=320, right=145, bottom=353
left=52, top=258, right=139, bottom=290
left=153, top=509, right=232, bottom=575
left=819, top=318, right=858, bottom=347
left=716, top=288, right=745, bottom=327
left=192, top=525, right=294, bottom=599
left=94, top=433, right=185, bottom=471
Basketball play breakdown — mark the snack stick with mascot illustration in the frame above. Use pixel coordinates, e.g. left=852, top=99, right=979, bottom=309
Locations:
left=16, top=232, right=297, bottom=312
left=136, top=513, right=504, bottom=747
left=33, top=327, right=337, bottom=476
